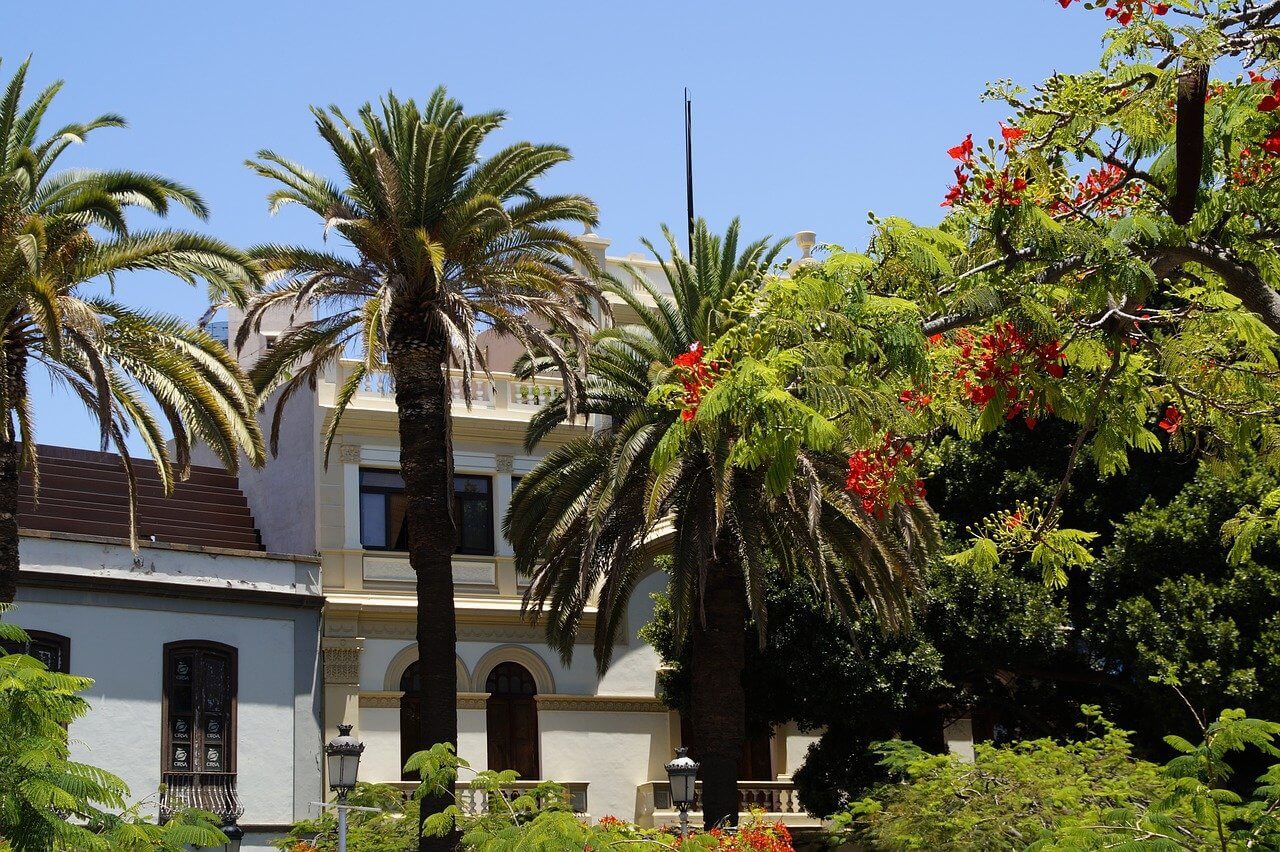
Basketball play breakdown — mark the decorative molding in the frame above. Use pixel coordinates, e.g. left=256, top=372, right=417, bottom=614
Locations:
left=338, top=444, right=361, bottom=464
left=355, top=691, right=667, bottom=713
left=362, top=555, right=496, bottom=588
left=459, top=692, right=488, bottom=710
left=536, top=694, right=668, bottom=714
left=495, top=454, right=514, bottom=474
left=359, top=691, right=401, bottom=708
left=326, top=617, right=360, bottom=639
left=381, top=644, right=472, bottom=692
left=322, top=638, right=362, bottom=685
left=359, top=617, right=589, bottom=645
left=472, top=645, right=556, bottom=695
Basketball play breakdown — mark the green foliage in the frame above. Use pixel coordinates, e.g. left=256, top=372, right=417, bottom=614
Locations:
left=275, top=743, right=794, bottom=851
left=834, top=707, right=1280, bottom=851
left=1086, top=465, right=1280, bottom=740
left=0, top=56, right=265, bottom=529
left=508, top=219, right=934, bottom=674
left=243, top=85, right=604, bottom=461
left=0, top=613, right=228, bottom=851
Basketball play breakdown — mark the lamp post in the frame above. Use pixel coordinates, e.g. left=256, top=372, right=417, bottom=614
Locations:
left=219, top=821, right=243, bottom=852
left=665, top=747, right=699, bottom=841
left=325, top=724, right=364, bottom=852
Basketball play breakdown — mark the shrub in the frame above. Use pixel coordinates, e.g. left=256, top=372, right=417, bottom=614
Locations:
left=830, top=706, right=1280, bottom=850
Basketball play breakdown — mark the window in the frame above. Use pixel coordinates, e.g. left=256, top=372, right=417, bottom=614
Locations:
left=359, top=469, right=494, bottom=555
left=0, top=630, right=69, bottom=673
left=399, top=661, right=422, bottom=781
left=162, top=642, right=236, bottom=777
left=485, top=662, right=540, bottom=780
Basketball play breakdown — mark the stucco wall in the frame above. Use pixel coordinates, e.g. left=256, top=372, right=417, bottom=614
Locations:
left=10, top=587, right=322, bottom=839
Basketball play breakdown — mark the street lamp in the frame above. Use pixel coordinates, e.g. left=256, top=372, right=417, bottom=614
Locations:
left=219, top=821, right=243, bottom=852
left=325, top=724, right=365, bottom=852
left=665, top=747, right=699, bottom=840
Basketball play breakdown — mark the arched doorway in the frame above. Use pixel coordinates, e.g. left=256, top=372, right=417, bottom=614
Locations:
left=485, top=662, right=539, bottom=779
left=399, top=661, right=422, bottom=781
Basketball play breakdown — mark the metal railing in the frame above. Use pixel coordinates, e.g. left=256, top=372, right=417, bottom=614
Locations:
left=636, top=780, right=816, bottom=828
left=159, top=772, right=243, bottom=822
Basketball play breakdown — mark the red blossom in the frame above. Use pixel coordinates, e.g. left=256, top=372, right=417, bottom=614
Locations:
left=671, top=342, right=725, bottom=421
left=1000, top=122, right=1027, bottom=145
left=846, top=434, right=925, bottom=518
left=1158, top=404, right=1182, bottom=434
left=948, top=134, right=974, bottom=162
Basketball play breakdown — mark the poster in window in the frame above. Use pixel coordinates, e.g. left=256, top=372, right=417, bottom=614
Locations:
left=204, top=744, right=223, bottom=771
left=171, top=744, right=192, bottom=771
left=204, top=715, right=223, bottom=743
left=172, top=656, right=193, bottom=711
left=171, top=716, right=192, bottom=742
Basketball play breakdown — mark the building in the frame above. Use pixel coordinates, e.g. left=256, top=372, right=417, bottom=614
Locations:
left=7, top=445, right=324, bottom=852
left=222, top=230, right=824, bottom=826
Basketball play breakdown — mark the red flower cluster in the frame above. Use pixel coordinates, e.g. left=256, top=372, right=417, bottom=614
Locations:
left=845, top=434, right=926, bottom=517
left=1158, top=404, right=1182, bottom=434
left=953, top=323, right=1065, bottom=427
left=1234, top=146, right=1275, bottom=185
left=942, top=129, right=1030, bottom=208
left=980, top=169, right=1029, bottom=207
left=899, top=388, right=934, bottom=413
left=1048, top=164, right=1142, bottom=217
left=706, top=823, right=794, bottom=851
left=1248, top=72, right=1280, bottom=155
left=672, top=342, right=725, bottom=422
left=1057, top=0, right=1168, bottom=26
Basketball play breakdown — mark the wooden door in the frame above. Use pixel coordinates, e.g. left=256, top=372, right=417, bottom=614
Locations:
left=485, top=663, right=539, bottom=779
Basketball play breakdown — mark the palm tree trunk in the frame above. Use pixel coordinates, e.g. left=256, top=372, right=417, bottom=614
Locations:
left=388, top=323, right=459, bottom=852
left=690, top=557, right=747, bottom=830
left=0, top=437, right=18, bottom=605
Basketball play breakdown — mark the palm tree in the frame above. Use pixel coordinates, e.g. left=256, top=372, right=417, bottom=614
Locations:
left=506, top=219, right=936, bottom=828
left=0, top=57, right=264, bottom=604
left=243, top=89, right=604, bottom=849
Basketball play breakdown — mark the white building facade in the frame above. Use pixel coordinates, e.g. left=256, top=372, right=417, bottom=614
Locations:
left=226, top=231, right=822, bottom=826
left=9, top=447, right=324, bottom=852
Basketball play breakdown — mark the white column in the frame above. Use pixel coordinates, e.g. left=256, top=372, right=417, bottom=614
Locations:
left=340, top=444, right=362, bottom=549
left=494, top=454, right=514, bottom=557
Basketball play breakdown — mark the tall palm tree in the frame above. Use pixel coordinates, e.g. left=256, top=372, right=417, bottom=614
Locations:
left=243, top=89, right=604, bottom=849
left=506, top=219, right=936, bottom=828
left=0, top=57, right=265, bottom=604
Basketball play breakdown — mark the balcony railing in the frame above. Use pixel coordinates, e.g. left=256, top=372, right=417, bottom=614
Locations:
left=388, top=780, right=588, bottom=817
left=635, top=780, right=818, bottom=829
left=159, top=772, right=242, bottom=822
left=329, top=360, right=564, bottom=420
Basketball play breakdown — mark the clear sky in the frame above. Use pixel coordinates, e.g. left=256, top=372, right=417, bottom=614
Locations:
left=1, top=1, right=1111, bottom=452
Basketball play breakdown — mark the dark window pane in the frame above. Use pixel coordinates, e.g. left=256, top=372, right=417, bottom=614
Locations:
left=204, top=744, right=224, bottom=771
left=388, top=492, right=409, bottom=550
left=361, top=469, right=405, bottom=490
left=455, top=476, right=490, bottom=495
left=360, top=492, right=387, bottom=548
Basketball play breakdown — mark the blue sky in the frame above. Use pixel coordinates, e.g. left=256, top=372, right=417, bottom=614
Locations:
left=1, top=1, right=1111, bottom=451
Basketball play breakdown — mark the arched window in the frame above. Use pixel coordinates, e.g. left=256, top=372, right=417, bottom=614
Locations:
left=485, top=662, right=539, bottom=780
left=0, top=630, right=69, bottom=673
left=160, top=641, right=238, bottom=819
left=399, top=661, right=422, bottom=781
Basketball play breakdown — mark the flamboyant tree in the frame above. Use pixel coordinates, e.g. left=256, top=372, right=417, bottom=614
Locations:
left=683, top=0, right=1280, bottom=583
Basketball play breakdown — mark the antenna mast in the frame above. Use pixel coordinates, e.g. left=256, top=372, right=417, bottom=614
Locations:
left=684, top=88, right=695, bottom=260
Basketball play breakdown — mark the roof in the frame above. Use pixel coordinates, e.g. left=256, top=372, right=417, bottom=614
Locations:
left=18, top=445, right=263, bottom=551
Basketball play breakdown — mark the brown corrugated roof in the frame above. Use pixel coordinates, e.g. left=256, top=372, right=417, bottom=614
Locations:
left=19, top=445, right=263, bottom=551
